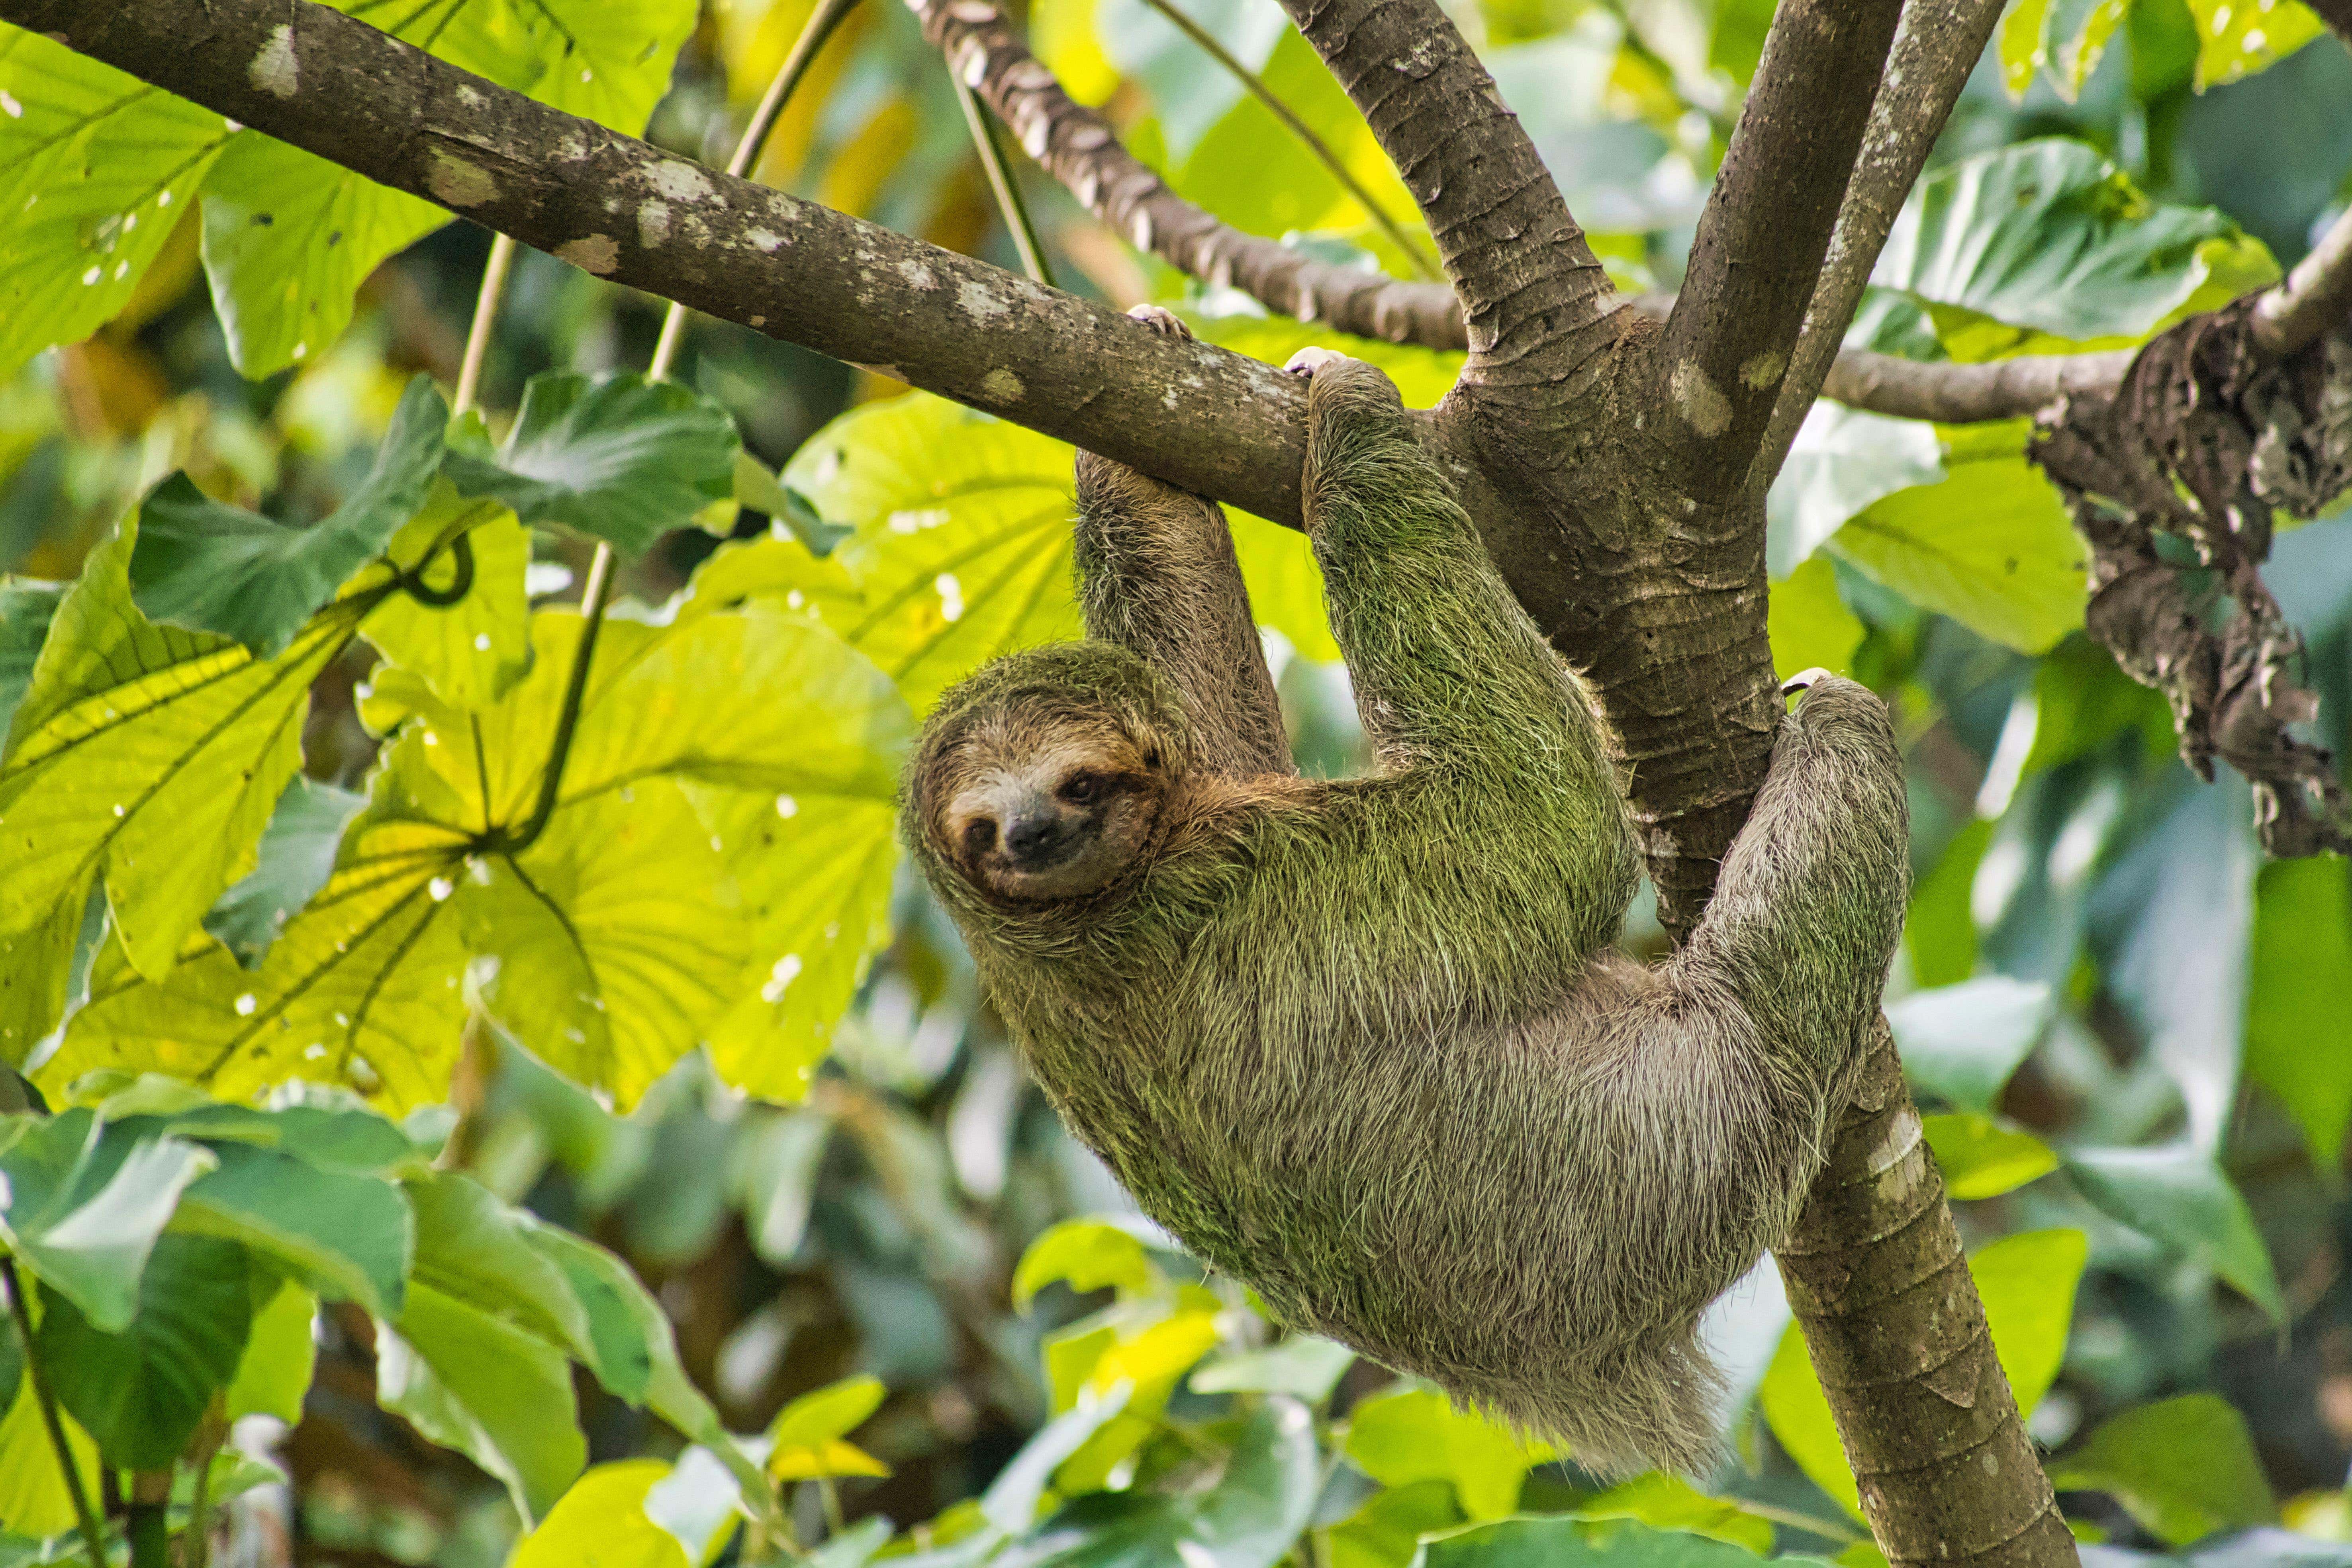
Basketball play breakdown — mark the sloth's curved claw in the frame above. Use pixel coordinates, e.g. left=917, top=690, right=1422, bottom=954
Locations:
left=1780, top=668, right=1835, bottom=697
left=1128, top=303, right=1192, bottom=341
left=1283, top=346, right=1349, bottom=378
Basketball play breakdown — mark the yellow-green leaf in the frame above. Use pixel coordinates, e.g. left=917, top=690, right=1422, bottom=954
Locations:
left=2186, top=0, right=2326, bottom=87
left=512, top=1460, right=691, bottom=1568
left=1343, top=1387, right=1551, bottom=1522
left=1769, top=556, right=1866, bottom=684
left=360, top=484, right=533, bottom=711
left=1923, top=1113, right=2061, bottom=1199
left=1013, top=1217, right=1167, bottom=1309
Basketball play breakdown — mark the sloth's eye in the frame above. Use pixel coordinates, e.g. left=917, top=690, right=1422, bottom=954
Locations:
left=964, top=818, right=997, bottom=853
left=1059, top=773, right=1101, bottom=805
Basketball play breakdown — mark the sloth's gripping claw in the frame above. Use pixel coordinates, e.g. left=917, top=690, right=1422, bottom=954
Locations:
left=1782, top=666, right=1835, bottom=697
left=1128, top=303, right=1192, bottom=340
left=1284, top=345, right=1349, bottom=378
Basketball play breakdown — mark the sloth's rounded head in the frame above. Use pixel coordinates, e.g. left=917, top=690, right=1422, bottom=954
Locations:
left=907, top=645, right=1188, bottom=906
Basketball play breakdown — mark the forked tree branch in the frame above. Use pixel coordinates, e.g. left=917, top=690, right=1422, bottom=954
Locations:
left=1658, top=0, right=1904, bottom=495
left=0, top=0, right=1319, bottom=525
left=1275, top=0, right=1620, bottom=381
left=912, top=0, right=1465, bottom=347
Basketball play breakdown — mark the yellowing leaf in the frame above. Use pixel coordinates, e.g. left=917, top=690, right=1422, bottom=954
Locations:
left=512, top=1460, right=690, bottom=1568
left=1014, top=1217, right=1167, bottom=1309
left=2187, top=0, right=2326, bottom=87
left=768, top=1375, right=893, bottom=1480
left=360, top=484, right=533, bottom=711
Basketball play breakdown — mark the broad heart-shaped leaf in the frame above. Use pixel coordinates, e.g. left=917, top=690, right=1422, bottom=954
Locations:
left=407, top=1171, right=596, bottom=1360
left=198, top=133, right=450, bottom=378
left=0, top=513, right=373, bottom=1005
left=1326, top=1480, right=1460, bottom=1568
left=1414, top=1516, right=1835, bottom=1568
left=1007, top=1398, right=1320, bottom=1568
left=1766, top=402, right=1944, bottom=578
left=2186, top=0, right=2327, bottom=88
left=359, top=483, right=534, bottom=711
left=1564, top=1476, right=1777, bottom=1556
left=1888, top=976, right=2054, bottom=1112
left=35, top=1233, right=253, bottom=1470
left=0, top=1109, right=215, bottom=1331
left=0, top=28, right=233, bottom=382
left=2066, top=1145, right=2283, bottom=1320
left=1761, top=1227, right=2086, bottom=1517
left=128, top=375, right=447, bottom=655
left=2245, top=856, right=2352, bottom=1176
left=1923, top=1112, right=2061, bottom=1199
left=170, top=1139, right=414, bottom=1314
left=2049, top=1394, right=2277, bottom=1546
left=511, top=1460, right=691, bottom=1568
left=1344, top=1388, right=1551, bottom=1522
left=1191, top=1337, right=1355, bottom=1401
left=774, top=395, right=1087, bottom=712
left=1874, top=139, right=2272, bottom=346
left=1829, top=421, right=2087, bottom=653
left=203, top=775, right=368, bottom=968
left=1766, top=556, right=1865, bottom=685
left=444, top=372, right=740, bottom=556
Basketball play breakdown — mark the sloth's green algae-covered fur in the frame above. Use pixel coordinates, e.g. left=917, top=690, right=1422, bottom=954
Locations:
left=903, top=345, right=1909, bottom=1477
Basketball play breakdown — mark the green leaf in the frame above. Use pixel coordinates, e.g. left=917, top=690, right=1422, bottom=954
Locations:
left=769, top=1375, right=892, bottom=1481
left=1191, top=1336, right=1356, bottom=1400
left=1022, top=1398, right=1320, bottom=1568
left=1874, top=140, right=2272, bottom=345
left=1888, top=977, right=2052, bottom=1112
left=512, top=1460, right=690, bottom=1568
left=978, top=1386, right=1132, bottom=1537
left=1326, top=1481, right=1460, bottom=1568
left=2066, top=1145, right=2283, bottom=1321
left=1761, top=1229, right=2086, bottom=1516
left=0, top=1359, right=100, bottom=1540
left=1230, top=510, right=1338, bottom=664
left=1416, top=1515, right=1835, bottom=1568
left=0, top=581, right=60, bottom=745
left=360, top=485, right=534, bottom=711
left=202, top=775, right=367, bottom=968
left=36, top=1233, right=252, bottom=1470
left=2185, top=0, right=2326, bottom=86
left=1923, top=1113, right=2060, bottom=1199
left=406, top=1171, right=594, bottom=1359
left=377, top=1282, right=586, bottom=1527
left=0, top=513, right=369, bottom=1000
left=2049, top=1394, right=2276, bottom=1546
left=197, top=134, right=449, bottom=378
left=429, top=0, right=698, bottom=135
left=1569, top=1474, right=1777, bottom=1556
left=128, top=376, right=446, bottom=655
left=1014, top=1218, right=1168, bottom=1309
left=171, top=1140, right=414, bottom=1314
left=444, top=373, right=740, bottom=556
left=2244, top=857, right=2352, bottom=1176
left=1344, top=1388, right=1551, bottom=1523
left=1829, top=422, right=2086, bottom=653
left=0, top=1110, right=215, bottom=1331
left=1768, top=556, right=1866, bottom=685
left=0, top=29, right=233, bottom=382
left=224, top=1275, right=319, bottom=1423
left=516, top=1223, right=665, bottom=1406
left=1767, top=404, right=1944, bottom=578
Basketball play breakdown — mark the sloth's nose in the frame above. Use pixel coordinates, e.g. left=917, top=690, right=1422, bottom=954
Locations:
left=1002, top=808, right=1064, bottom=865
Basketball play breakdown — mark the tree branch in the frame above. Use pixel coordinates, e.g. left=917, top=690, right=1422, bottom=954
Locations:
left=2252, top=199, right=2352, bottom=356
left=1656, top=0, right=1903, bottom=493
left=1821, top=346, right=2137, bottom=422
left=2, top=0, right=1315, bottom=524
left=913, top=0, right=1465, bottom=348
left=1753, top=0, right=2006, bottom=482
left=1274, top=0, right=1619, bottom=379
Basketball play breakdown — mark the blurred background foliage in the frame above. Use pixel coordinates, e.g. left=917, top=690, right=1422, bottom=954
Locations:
left=1, top=0, right=2351, bottom=1562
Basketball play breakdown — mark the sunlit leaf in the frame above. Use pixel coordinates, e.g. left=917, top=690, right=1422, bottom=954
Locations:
left=1038, top=1399, right=1320, bottom=1568
left=1767, top=556, right=1866, bottom=685
left=224, top=1276, right=319, bottom=1423
left=2050, top=1394, right=2277, bottom=1545
left=1923, top=1113, right=2060, bottom=1199
left=1191, top=1335, right=1355, bottom=1400
left=1014, top=1217, right=1167, bottom=1309
left=427, top=0, right=699, bottom=135
left=0, top=581, right=61, bottom=743
left=1767, top=403, right=1943, bottom=578
left=1345, top=1387, right=1552, bottom=1522
left=1096, top=0, right=1287, bottom=158
left=769, top=1375, right=892, bottom=1480
left=2185, top=0, right=2326, bottom=87
left=377, top=1283, right=586, bottom=1527
left=513, top=1460, right=690, bottom=1568
left=360, top=486, right=534, bottom=711
left=1326, top=1480, right=1460, bottom=1568
left=0, top=1360, right=100, bottom=1539
left=202, top=775, right=367, bottom=968
left=0, top=29, right=232, bottom=382
left=1569, top=1474, right=1777, bottom=1555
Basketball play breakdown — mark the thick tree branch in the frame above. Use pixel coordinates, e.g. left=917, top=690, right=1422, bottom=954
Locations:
left=1820, top=346, right=2138, bottom=422
left=1657, top=0, right=1903, bottom=495
left=1753, top=0, right=2005, bottom=482
left=913, top=0, right=1466, bottom=348
left=0, top=0, right=1316, bottom=525
left=2253, top=200, right=2352, bottom=356
left=1275, top=0, right=1620, bottom=382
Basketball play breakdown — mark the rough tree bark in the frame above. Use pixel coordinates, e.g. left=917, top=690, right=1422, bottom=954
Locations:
left=14, top=0, right=2352, bottom=1559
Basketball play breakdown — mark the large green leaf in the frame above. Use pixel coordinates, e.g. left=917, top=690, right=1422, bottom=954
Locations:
left=444, top=373, right=740, bottom=556
left=127, top=376, right=447, bottom=655
left=0, top=514, right=371, bottom=998
left=2048, top=1394, right=2276, bottom=1546
left=2066, top=1145, right=2283, bottom=1320
left=1414, top=1515, right=1833, bottom=1568
left=198, top=134, right=449, bottom=378
left=1326, top=1481, right=1460, bottom=1568
left=0, top=1352, right=100, bottom=1539
left=1874, top=140, right=2275, bottom=346
left=1766, top=557, right=1866, bottom=687
left=0, top=29, right=233, bottom=382
left=1766, top=403, right=1944, bottom=578
left=359, top=484, right=534, bottom=711
left=171, top=1139, right=413, bottom=1314
left=202, top=775, right=368, bottom=968
left=224, top=1275, right=319, bottom=1423
left=1829, top=422, right=2086, bottom=653
left=1344, top=1388, right=1549, bottom=1522
left=1888, top=977, right=2053, bottom=1112
left=0, top=1109, right=214, bottom=1330
left=413, top=0, right=699, bottom=135
left=35, top=1233, right=253, bottom=1470
left=377, top=1283, right=586, bottom=1527
left=1923, top=1113, right=2060, bottom=1199
left=407, top=1172, right=595, bottom=1358
left=2245, top=857, right=2352, bottom=1176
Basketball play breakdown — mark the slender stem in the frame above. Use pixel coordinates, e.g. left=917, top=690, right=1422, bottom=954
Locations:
left=1131, top=0, right=1438, bottom=280
left=127, top=1470, right=172, bottom=1568
left=1, top=1261, right=106, bottom=1568
left=952, top=77, right=1055, bottom=287
left=648, top=0, right=863, bottom=382
left=453, top=233, right=517, bottom=416
left=816, top=1476, right=846, bottom=1538
left=497, top=544, right=615, bottom=855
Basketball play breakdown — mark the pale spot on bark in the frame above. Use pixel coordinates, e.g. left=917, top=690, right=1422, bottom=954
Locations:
left=638, top=200, right=672, bottom=247
left=458, top=84, right=486, bottom=108
left=897, top=258, right=937, bottom=288
left=650, top=161, right=715, bottom=202
left=555, top=235, right=621, bottom=274
left=960, top=280, right=1010, bottom=320
left=425, top=151, right=497, bottom=208
left=1866, top=1107, right=1924, bottom=1175
left=747, top=228, right=787, bottom=253
left=249, top=25, right=299, bottom=98
left=1740, top=349, right=1787, bottom=390
left=1671, top=360, right=1732, bottom=437
left=981, top=368, right=1024, bottom=403
left=749, top=314, right=766, bottom=327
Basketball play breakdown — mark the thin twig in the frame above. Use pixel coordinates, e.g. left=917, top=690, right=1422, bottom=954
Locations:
left=2, top=1260, right=106, bottom=1568
left=453, top=233, right=517, bottom=416
left=1130, top=0, right=1438, bottom=280
left=953, top=76, right=1055, bottom=286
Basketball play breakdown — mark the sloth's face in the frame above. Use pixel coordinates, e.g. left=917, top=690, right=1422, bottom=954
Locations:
left=936, top=715, right=1168, bottom=902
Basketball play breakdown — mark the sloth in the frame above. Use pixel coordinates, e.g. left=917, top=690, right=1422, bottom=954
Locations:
left=902, top=309, right=1910, bottom=1476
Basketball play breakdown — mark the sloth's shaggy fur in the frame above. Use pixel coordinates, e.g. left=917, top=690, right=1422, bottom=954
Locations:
left=903, top=351, right=1909, bottom=1476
